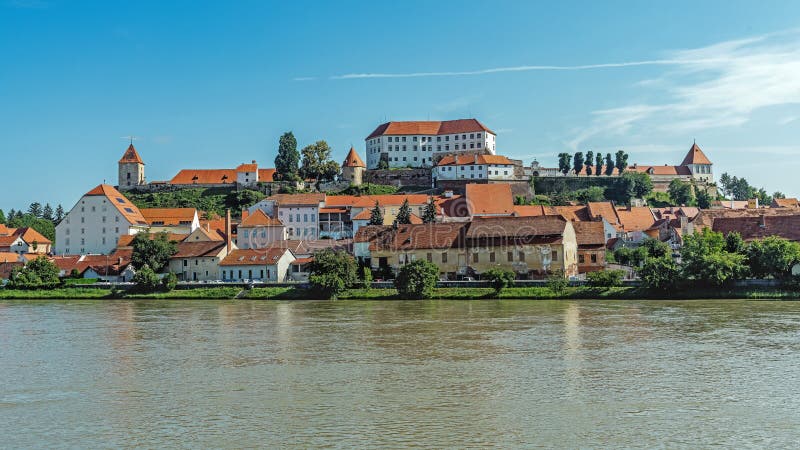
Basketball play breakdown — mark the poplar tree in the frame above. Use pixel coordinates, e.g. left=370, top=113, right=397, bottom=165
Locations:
left=585, top=151, right=594, bottom=175
left=0, top=209, right=5, bottom=224
left=28, top=202, right=42, bottom=218
left=595, top=153, right=603, bottom=176
left=573, top=152, right=585, bottom=175
left=368, top=201, right=383, bottom=226
left=422, top=198, right=437, bottom=223
left=604, top=154, right=615, bottom=176
left=615, top=150, right=629, bottom=174
left=274, top=131, right=300, bottom=181
left=394, top=199, right=412, bottom=225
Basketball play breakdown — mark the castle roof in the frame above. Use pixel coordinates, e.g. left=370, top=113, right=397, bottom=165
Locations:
left=366, top=119, right=495, bottom=140
left=436, top=154, right=515, bottom=166
left=342, top=147, right=366, bottom=168
left=681, top=143, right=712, bottom=165
left=119, top=144, right=144, bottom=165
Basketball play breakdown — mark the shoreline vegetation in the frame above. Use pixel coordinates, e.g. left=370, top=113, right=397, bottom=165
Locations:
left=1, top=286, right=799, bottom=300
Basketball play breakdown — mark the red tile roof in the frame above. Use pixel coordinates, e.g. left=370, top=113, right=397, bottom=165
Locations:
left=236, top=163, right=258, bottom=173
left=239, top=209, right=283, bottom=227
left=465, top=216, right=569, bottom=240
left=140, top=208, right=197, bottom=226
left=466, top=184, right=515, bottom=216
left=342, top=147, right=366, bottom=168
left=259, top=168, right=276, bottom=182
left=571, top=221, right=606, bottom=246
left=615, top=207, right=656, bottom=232
left=681, top=142, right=712, bottom=165
left=436, top=154, right=515, bottom=166
left=85, top=184, right=148, bottom=226
left=629, top=165, right=692, bottom=176
left=587, top=202, right=622, bottom=229
left=267, top=193, right=326, bottom=206
left=366, top=118, right=495, bottom=139
left=169, top=169, right=237, bottom=185
left=119, top=144, right=144, bottom=164
left=355, top=223, right=467, bottom=251
left=220, top=248, right=292, bottom=266
left=772, top=198, right=800, bottom=208
left=171, top=241, right=227, bottom=258
left=712, top=214, right=800, bottom=242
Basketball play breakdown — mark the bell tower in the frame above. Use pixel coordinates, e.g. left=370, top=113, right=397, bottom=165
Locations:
left=118, top=143, right=146, bottom=190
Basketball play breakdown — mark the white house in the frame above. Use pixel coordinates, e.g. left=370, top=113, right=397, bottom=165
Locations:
left=55, top=184, right=149, bottom=255
left=237, top=209, right=287, bottom=249
left=249, top=193, right=325, bottom=240
left=219, top=248, right=295, bottom=282
left=434, top=154, right=518, bottom=182
left=365, top=118, right=496, bottom=169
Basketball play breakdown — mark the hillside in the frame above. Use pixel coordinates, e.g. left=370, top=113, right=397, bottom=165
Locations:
left=124, top=188, right=265, bottom=219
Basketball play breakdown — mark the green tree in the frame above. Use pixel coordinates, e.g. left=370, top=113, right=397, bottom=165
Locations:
left=300, top=140, right=340, bottom=184
left=7, top=209, right=16, bottom=221
left=0, top=209, right=5, bottom=224
left=641, top=238, right=671, bottom=259
left=746, top=236, right=800, bottom=280
left=575, top=186, right=605, bottom=204
left=585, top=151, right=594, bottom=176
left=604, top=154, right=615, bottom=175
left=595, top=153, right=604, bottom=176
left=133, top=264, right=161, bottom=292
left=546, top=269, right=569, bottom=294
left=368, top=201, right=384, bottom=226
left=377, top=159, right=389, bottom=170
left=55, top=204, right=65, bottom=222
left=360, top=265, right=373, bottom=288
left=422, top=198, right=437, bottom=223
left=696, top=187, right=712, bottom=209
left=572, top=152, right=585, bottom=175
left=227, top=190, right=265, bottom=212
left=28, top=202, right=42, bottom=218
left=614, top=150, right=629, bottom=174
left=42, top=203, right=54, bottom=221
left=586, top=269, right=625, bottom=287
left=394, top=259, right=438, bottom=299
left=274, top=131, right=300, bottom=181
left=725, top=232, right=746, bottom=254
left=668, top=179, right=695, bottom=206
left=308, top=249, right=358, bottom=299
left=8, top=214, right=55, bottom=242
left=626, top=172, right=653, bottom=199
left=681, top=228, right=747, bottom=286
left=773, top=191, right=786, bottom=200
left=484, top=267, right=515, bottom=296
left=161, top=272, right=179, bottom=291
left=131, top=232, right=178, bottom=273
left=638, top=257, right=680, bottom=290
left=394, top=199, right=412, bottom=225
left=8, top=256, right=61, bottom=289
left=558, top=153, right=572, bottom=175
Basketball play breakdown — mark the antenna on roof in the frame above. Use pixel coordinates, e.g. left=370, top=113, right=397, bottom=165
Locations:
left=121, top=135, right=138, bottom=145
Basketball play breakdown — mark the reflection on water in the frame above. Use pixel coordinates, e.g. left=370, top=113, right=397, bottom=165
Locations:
left=1, top=299, right=800, bottom=447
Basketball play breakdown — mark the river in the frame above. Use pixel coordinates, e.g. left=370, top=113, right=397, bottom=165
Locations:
left=1, top=299, right=799, bottom=448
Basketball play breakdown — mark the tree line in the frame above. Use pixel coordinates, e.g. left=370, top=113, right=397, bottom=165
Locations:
left=557, top=150, right=630, bottom=176
left=0, top=202, right=65, bottom=242
left=273, top=131, right=341, bottom=185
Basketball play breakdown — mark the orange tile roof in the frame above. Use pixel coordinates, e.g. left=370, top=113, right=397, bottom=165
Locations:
left=219, top=248, right=291, bottom=266
left=629, top=165, right=691, bottom=176
left=236, top=163, right=258, bottom=172
left=615, top=207, right=656, bottom=232
left=436, top=154, right=515, bottom=166
left=366, top=118, right=494, bottom=139
left=169, top=169, right=237, bottom=185
left=355, top=223, right=467, bottom=251
left=140, top=208, right=197, bottom=226
left=713, top=214, right=800, bottom=242
left=571, top=221, right=607, bottom=246
left=342, top=147, right=366, bottom=168
left=513, top=205, right=548, bottom=217
left=466, top=216, right=569, bottom=240
left=772, top=198, right=800, bottom=208
left=587, top=202, right=622, bottom=229
left=352, top=209, right=372, bottom=221
left=0, top=252, right=25, bottom=263
left=267, top=193, right=326, bottom=206
left=552, top=206, right=591, bottom=222
left=466, top=184, right=515, bottom=216
left=15, top=227, right=52, bottom=245
left=171, top=241, right=227, bottom=258
left=118, top=144, right=144, bottom=164
left=681, top=142, right=712, bottom=165
left=85, top=184, right=148, bottom=226
left=239, top=209, right=283, bottom=227
left=259, top=168, right=276, bottom=182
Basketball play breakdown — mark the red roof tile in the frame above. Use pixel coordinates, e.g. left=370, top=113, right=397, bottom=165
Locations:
left=85, top=184, right=148, bottom=226
left=466, top=184, right=515, bottom=216
left=712, top=214, right=800, bottom=241
left=119, top=144, right=144, bottom=164
left=342, top=147, right=366, bottom=168
left=259, top=168, right=276, bottom=182
left=169, top=169, right=237, bottom=185
left=140, top=208, right=197, bottom=226
left=171, top=241, right=227, bottom=258
left=239, top=209, right=283, bottom=227
left=267, top=193, right=326, bottom=206
left=366, top=118, right=495, bottom=140
left=681, top=142, right=712, bottom=165
left=355, top=223, right=467, bottom=251
left=436, top=154, right=515, bottom=166
left=219, top=248, right=291, bottom=266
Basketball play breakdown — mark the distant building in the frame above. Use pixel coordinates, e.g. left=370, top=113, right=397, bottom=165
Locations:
left=140, top=208, right=200, bottom=234
left=0, top=224, right=52, bottom=255
left=55, top=184, right=149, bottom=255
left=434, top=154, right=519, bottom=183
left=118, top=144, right=146, bottom=191
left=364, top=118, right=496, bottom=169
left=168, top=161, right=276, bottom=189
left=341, top=147, right=366, bottom=186
left=219, top=248, right=296, bottom=282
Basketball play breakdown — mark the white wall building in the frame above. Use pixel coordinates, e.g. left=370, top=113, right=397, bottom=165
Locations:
left=249, top=194, right=325, bottom=240
left=219, top=248, right=295, bottom=282
left=434, top=154, right=517, bottom=182
left=365, top=119, right=496, bottom=169
left=55, top=184, right=149, bottom=255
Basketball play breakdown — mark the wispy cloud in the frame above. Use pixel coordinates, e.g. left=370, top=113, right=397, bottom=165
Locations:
left=779, top=115, right=799, bottom=125
left=569, top=31, right=800, bottom=149
left=293, top=76, right=316, bottom=82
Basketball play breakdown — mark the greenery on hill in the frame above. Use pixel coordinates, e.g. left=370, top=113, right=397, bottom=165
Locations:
left=1, top=202, right=64, bottom=242
left=330, top=184, right=399, bottom=196
left=124, top=188, right=265, bottom=218
left=531, top=172, right=652, bottom=205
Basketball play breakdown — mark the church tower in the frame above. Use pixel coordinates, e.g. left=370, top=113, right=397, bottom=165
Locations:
left=118, top=144, right=146, bottom=191
left=680, top=142, right=713, bottom=184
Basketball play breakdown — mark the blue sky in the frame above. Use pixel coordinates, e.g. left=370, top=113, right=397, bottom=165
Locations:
left=2, top=0, right=800, bottom=209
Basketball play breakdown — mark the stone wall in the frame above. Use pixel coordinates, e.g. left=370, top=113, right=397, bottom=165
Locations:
left=364, top=168, right=432, bottom=188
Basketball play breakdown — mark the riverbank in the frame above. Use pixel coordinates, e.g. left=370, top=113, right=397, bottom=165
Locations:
left=1, top=286, right=799, bottom=300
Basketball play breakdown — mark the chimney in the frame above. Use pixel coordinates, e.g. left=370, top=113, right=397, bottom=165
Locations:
left=760, top=214, right=766, bottom=229
left=755, top=197, right=760, bottom=209
left=252, top=160, right=256, bottom=164
left=474, top=154, right=478, bottom=164
left=225, top=209, right=232, bottom=253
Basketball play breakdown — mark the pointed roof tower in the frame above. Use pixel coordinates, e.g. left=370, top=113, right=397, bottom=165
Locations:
left=681, top=142, right=712, bottom=166
left=119, top=144, right=145, bottom=165
left=343, top=147, right=366, bottom=168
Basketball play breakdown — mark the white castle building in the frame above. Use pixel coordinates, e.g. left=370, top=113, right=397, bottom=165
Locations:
left=364, top=118, right=496, bottom=169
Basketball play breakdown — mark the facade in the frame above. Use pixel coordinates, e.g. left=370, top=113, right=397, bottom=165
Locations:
left=219, top=248, right=295, bottom=282
left=168, top=163, right=276, bottom=189
left=118, top=144, right=146, bottom=191
left=55, top=184, right=149, bottom=255
left=251, top=193, right=325, bottom=240
left=572, top=221, right=607, bottom=273
left=365, top=119, right=496, bottom=169
left=0, top=225, right=52, bottom=254
left=434, top=154, right=518, bottom=182
left=341, top=147, right=366, bottom=186
left=237, top=209, right=287, bottom=249
left=168, top=241, right=231, bottom=281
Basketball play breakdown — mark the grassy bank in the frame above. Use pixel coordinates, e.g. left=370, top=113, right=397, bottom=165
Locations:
left=0, top=286, right=798, bottom=300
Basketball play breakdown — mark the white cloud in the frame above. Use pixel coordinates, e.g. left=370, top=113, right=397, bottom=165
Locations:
left=293, top=77, right=317, bottom=82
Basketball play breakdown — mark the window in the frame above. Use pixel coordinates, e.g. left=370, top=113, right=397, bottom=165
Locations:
left=591, top=254, right=598, bottom=263
left=470, top=143, right=475, bottom=149
left=508, top=251, right=513, bottom=262
left=470, top=134, right=474, bottom=139
left=304, top=214, right=308, bottom=222
left=454, top=135, right=459, bottom=140
left=462, top=134, right=466, bottom=139
left=445, top=145, right=450, bottom=150
left=441, top=252, right=448, bottom=263
left=413, top=137, right=417, bottom=141
left=552, top=250, right=558, bottom=261
left=445, top=136, right=449, bottom=141
left=579, top=254, right=585, bottom=264
left=477, top=133, right=482, bottom=138
left=489, top=252, right=495, bottom=262
left=81, top=217, right=85, bottom=223
left=414, top=145, right=417, bottom=151
left=462, top=144, right=466, bottom=150
left=124, top=208, right=135, bottom=213
left=296, top=214, right=300, bottom=222
left=183, top=260, right=188, bottom=267
left=402, top=137, right=406, bottom=142
left=437, top=145, right=441, bottom=151
left=519, top=251, right=525, bottom=262
left=472, top=253, right=479, bottom=263
left=427, top=253, right=432, bottom=262
left=437, top=136, right=441, bottom=142
left=477, top=142, right=482, bottom=148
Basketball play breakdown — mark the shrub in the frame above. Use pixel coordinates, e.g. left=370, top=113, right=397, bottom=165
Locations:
left=360, top=265, right=373, bottom=288
left=394, top=260, right=438, bottom=299
left=484, top=268, right=515, bottom=296
left=546, top=269, right=569, bottom=294
left=161, top=272, right=178, bottom=291
left=308, top=249, right=358, bottom=299
left=638, top=257, right=680, bottom=291
left=132, top=265, right=161, bottom=293
left=8, top=257, right=61, bottom=289
left=585, top=269, right=624, bottom=287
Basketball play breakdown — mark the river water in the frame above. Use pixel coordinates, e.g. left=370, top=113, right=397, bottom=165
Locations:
left=1, top=299, right=799, bottom=448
